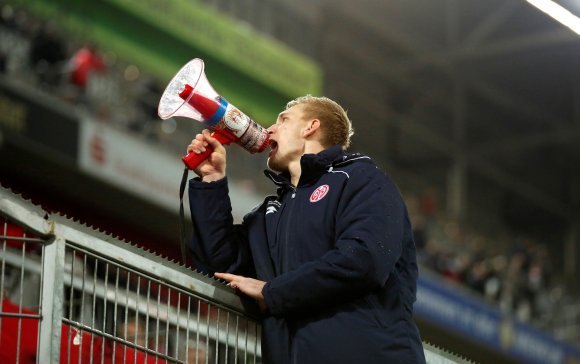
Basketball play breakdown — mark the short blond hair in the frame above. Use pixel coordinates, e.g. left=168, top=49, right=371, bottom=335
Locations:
left=286, top=95, right=354, bottom=149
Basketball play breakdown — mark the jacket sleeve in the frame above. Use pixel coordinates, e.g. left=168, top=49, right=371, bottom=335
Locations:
left=188, top=177, right=255, bottom=276
left=262, top=164, right=407, bottom=316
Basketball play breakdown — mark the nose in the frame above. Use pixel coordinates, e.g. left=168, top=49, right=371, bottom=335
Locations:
left=267, top=124, right=277, bottom=134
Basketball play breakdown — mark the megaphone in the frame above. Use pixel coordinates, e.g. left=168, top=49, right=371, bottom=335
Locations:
left=158, top=58, right=270, bottom=170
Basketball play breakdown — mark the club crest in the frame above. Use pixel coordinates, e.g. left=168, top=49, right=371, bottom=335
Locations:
left=310, top=185, right=329, bottom=203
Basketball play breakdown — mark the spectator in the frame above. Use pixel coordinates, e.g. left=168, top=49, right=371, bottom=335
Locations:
left=183, top=340, right=209, bottom=364
left=117, top=316, right=148, bottom=348
left=29, top=21, right=67, bottom=88
left=67, top=42, right=105, bottom=97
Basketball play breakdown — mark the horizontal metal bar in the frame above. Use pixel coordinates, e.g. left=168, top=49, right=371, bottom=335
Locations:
left=0, top=235, right=47, bottom=244
left=0, top=186, right=53, bottom=237
left=0, top=312, right=41, bottom=319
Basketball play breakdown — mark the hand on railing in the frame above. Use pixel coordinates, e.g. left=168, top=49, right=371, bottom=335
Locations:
left=214, top=272, right=268, bottom=313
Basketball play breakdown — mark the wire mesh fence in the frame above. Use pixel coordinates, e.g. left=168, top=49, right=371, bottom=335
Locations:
left=58, top=243, right=261, bottom=364
left=0, top=188, right=261, bottom=364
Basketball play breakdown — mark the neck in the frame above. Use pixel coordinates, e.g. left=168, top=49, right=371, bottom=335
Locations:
left=288, top=160, right=301, bottom=187
left=288, top=142, right=325, bottom=186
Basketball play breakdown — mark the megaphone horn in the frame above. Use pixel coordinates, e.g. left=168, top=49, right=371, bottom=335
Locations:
left=158, top=58, right=270, bottom=170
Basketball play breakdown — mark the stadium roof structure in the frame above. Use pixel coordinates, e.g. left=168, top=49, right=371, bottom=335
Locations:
left=234, top=0, right=580, bottom=239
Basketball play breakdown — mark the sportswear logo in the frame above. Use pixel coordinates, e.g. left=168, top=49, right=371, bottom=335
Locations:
left=310, top=185, right=329, bottom=203
left=266, top=206, right=278, bottom=215
left=266, top=200, right=281, bottom=215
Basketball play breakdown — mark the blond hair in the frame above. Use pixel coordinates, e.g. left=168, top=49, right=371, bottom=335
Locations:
left=286, top=95, right=354, bottom=149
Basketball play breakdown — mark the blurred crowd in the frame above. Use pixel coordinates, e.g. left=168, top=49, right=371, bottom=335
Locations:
left=1, top=1, right=579, bottom=348
left=405, top=187, right=579, bottom=342
left=0, top=2, right=179, bottom=148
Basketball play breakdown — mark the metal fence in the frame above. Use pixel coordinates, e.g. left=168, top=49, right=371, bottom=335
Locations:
left=0, top=185, right=472, bottom=364
left=0, top=186, right=261, bottom=364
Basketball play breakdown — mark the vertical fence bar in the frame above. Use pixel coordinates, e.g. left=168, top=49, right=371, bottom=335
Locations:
left=185, top=296, right=192, bottom=364
left=38, top=236, right=66, bottom=364
left=0, top=231, right=7, bottom=336
left=175, top=291, right=181, bottom=361
left=206, top=303, right=211, bottom=364
left=215, top=307, right=220, bottom=364
left=15, top=241, right=26, bottom=364
left=101, top=263, right=109, bottom=364
left=234, top=316, right=239, bottom=364
left=155, top=285, right=161, bottom=355
left=165, top=287, right=171, bottom=358
left=67, top=249, right=76, bottom=364
left=123, top=271, right=130, bottom=363
left=112, top=266, right=120, bottom=364
left=37, top=243, right=46, bottom=361
left=90, top=258, right=99, bottom=364
left=134, top=275, right=142, bottom=364
left=225, top=311, right=230, bottom=364
left=144, top=279, right=151, bottom=363
left=196, top=300, right=201, bottom=364
left=78, top=253, right=88, bottom=364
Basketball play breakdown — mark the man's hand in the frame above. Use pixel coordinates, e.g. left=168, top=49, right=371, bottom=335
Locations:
left=214, top=272, right=268, bottom=313
left=186, top=129, right=227, bottom=182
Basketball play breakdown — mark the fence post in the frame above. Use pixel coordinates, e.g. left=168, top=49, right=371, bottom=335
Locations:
left=38, top=236, right=66, bottom=364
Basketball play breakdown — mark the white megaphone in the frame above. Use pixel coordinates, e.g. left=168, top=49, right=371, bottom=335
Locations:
left=158, top=58, right=270, bottom=170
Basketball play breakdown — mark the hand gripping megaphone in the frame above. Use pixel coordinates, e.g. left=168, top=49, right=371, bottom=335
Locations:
left=158, top=58, right=270, bottom=170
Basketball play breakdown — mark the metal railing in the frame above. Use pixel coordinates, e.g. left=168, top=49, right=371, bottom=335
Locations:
left=1, top=186, right=261, bottom=364
left=0, top=185, right=472, bottom=363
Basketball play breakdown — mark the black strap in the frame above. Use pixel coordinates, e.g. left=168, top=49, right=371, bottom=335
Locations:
left=179, top=167, right=189, bottom=265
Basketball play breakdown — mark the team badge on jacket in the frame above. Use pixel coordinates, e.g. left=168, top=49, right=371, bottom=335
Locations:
left=310, top=184, right=330, bottom=202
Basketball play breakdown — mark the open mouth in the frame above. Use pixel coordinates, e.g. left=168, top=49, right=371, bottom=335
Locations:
left=269, top=140, right=278, bottom=155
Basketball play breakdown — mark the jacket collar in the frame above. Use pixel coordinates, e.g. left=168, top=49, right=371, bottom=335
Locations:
left=264, top=145, right=369, bottom=189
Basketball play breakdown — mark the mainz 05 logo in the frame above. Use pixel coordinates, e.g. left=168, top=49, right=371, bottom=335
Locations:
left=310, top=185, right=329, bottom=202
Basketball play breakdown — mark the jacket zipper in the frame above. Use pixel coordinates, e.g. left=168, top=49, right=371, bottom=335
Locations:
left=281, top=186, right=296, bottom=272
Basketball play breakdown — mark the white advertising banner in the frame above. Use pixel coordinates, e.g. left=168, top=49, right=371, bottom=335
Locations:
left=79, top=119, right=186, bottom=213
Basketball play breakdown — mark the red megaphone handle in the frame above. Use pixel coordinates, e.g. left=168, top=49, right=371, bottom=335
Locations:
left=182, top=130, right=234, bottom=170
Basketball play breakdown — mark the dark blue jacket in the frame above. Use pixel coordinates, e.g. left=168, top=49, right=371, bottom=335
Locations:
left=189, top=145, right=426, bottom=364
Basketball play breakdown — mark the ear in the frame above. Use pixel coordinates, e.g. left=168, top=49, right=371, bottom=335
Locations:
left=303, top=119, right=320, bottom=138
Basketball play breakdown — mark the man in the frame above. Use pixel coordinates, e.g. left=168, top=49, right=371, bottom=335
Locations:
left=187, top=95, right=426, bottom=363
